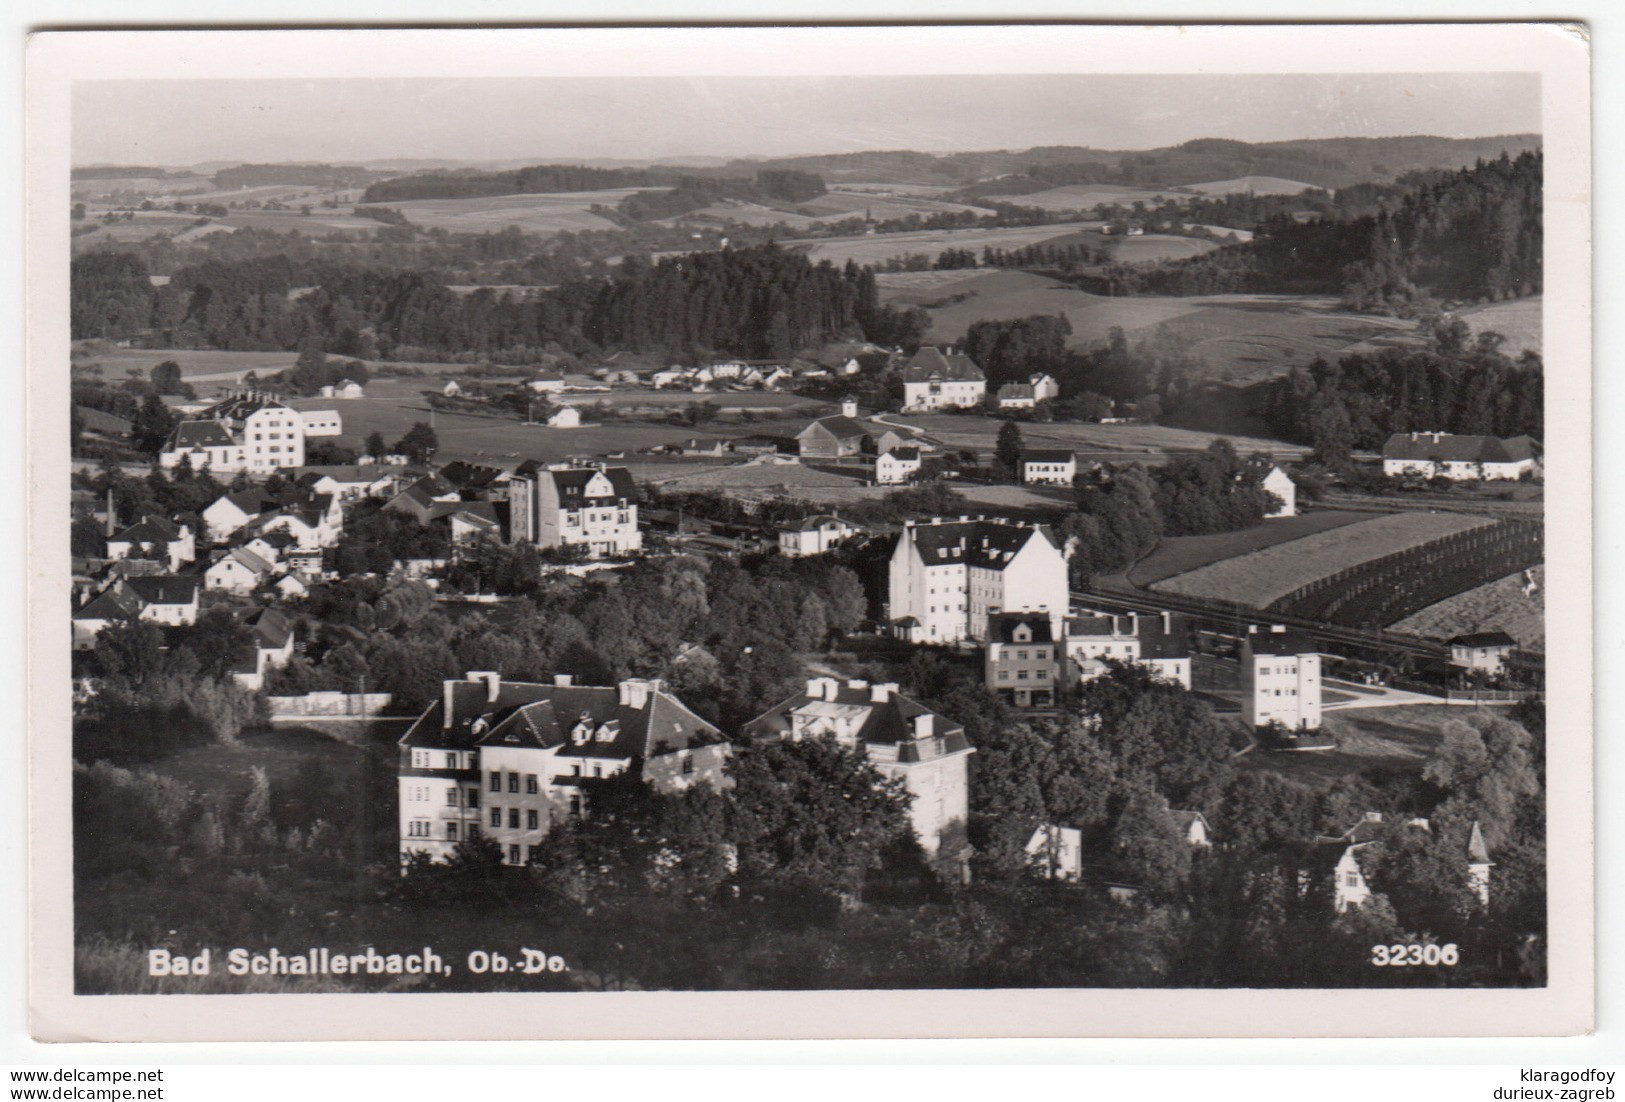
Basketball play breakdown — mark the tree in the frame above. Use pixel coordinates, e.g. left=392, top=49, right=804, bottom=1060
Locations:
left=364, top=430, right=388, bottom=458
left=394, top=422, right=438, bottom=465
left=131, top=392, right=176, bottom=455
left=151, top=360, right=185, bottom=396
left=994, top=421, right=1024, bottom=479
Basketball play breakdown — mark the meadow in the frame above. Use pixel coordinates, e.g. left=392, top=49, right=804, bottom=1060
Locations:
left=1177, top=175, right=1320, bottom=197
left=1153, top=512, right=1495, bottom=608
left=1455, top=296, right=1542, bottom=358
left=1127, top=510, right=1376, bottom=587
left=782, top=222, right=1096, bottom=267
left=886, top=410, right=1309, bottom=461
left=367, top=189, right=647, bottom=235
left=1235, top=704, right=1464, bottom=788
left=1391, top=566, right=1545, bottom=651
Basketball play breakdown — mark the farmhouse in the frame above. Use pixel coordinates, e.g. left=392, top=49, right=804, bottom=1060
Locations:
left=507, top=462, right=641, bottom=557
left=899, top=346, right=987, bottom=412
left=984, top=612, right=1059, bottom=708
left=746, top=678, right=973, bottom=859
left=888, top=516, right=1071, bottom=644
left=1241, top=625, right=1321, bottom=731
left=398, top=672, right=728, bottom=867
left=1261, top=464, right=1297, bottom=518
left=1448, top=631, right=1518, bottom=674
left=1381, top=432, right=1539, bottom=481
left=995, top=374, right=1060, bottom=409
left=875, top=446, right=922, bottom=485
left=1020, top=450, right=1077, bottom=486
left=796, top=398, right=870, bottom=458
left=779, top=514, right=860, bottom=558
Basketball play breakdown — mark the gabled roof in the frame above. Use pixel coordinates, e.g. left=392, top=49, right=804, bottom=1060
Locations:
left=437, top=461, right=505, bottom=492
left=1169, top=810, right=1210, bottom=837
left=746, top=681, right=970, bottom=756
left=1382, top=433, right=1539, bottom=463
left=988, top=612, right=1056, bottom=645
left=899, top=346, right=985, bottom=384
left=1450, top=631, right=1518, bottom=649
left=545, top=466, right=637, bottom=501
left=214, top=547, right=275, bottom=576
left=1022, top=449, right=1076, bottom=465
left=997, top=383, right=1036, bottom=400
left=111, top=515, right=183, bottom=544
left=74, top=584, right=145, bottom=622
left=798, top=415, right=870, bottom=443
left=1244, top=629, right=1318, bottom=657
left=782, top=513, right=855, bottom=533
left=76, top=406, right=133, bottom=436
left=213, top=489, right=294, bottom=518
left=125, top=575, right=202, bottom=605
left=1467, top=820, right=1493, bottom=865
left=200, top=393, right=293, bottom=421
left=900, top=518, right=1060, bottom=571
left=297, top=464, right=397, bottom=485
left=243, top=607, right=293, bottom=649
left=393, top=475, right=460, bottom=509
left=1066, top=613, right=1132, bottom=638
left=166, top=421, right=236, bottom=449
left=881, top=446, right=921, bottom=462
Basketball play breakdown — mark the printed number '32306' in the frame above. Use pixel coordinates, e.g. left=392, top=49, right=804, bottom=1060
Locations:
left=1371, top=943, right=1459, bottom=967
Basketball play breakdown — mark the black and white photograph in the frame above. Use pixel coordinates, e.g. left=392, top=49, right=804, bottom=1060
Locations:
left=25, top=23, right=1593, bottom=1041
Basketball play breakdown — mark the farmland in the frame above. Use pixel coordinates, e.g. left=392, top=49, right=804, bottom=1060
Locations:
left=670, top=190, right=993, bottom=230
left=876, top=271, right=1419, bottom=379
left=1127, top=510, right=1376, bottom=587
left=884, top=410, right=1308, bottom=461
left=1153, top=512, right=1494, bottom=608
left=782, top=222, right=1097, bottom=268
left=1456, top=296, right=1542, bottom=358
left=1178, top=175, right=1320, bottom=197
left=1391, top=567, right=1545, bottom=651
left=979, top=183, right=1179, bottom=210
left=73, top=346, right=299, bottom=384
left=1106, top=234, right=1222, bottom=264
left=361, top=189, right=649, bottom=235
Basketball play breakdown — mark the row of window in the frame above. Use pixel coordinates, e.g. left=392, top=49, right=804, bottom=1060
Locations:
left=995, top=668, right=1050, bottom=681
left=490, top=771, right=541, bottom=793
left=489, top=806, right=543, bottom=831
left=1000, top=648, right=1051, bottom=661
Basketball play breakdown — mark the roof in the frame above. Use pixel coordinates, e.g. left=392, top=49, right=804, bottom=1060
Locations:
left=1467, top=820, right=1492, bottom=865
left=74, top=584, right=145, bottom=622
left=900, top=518, right=1060, bottom=571
left=200, top=393, right=293, bottom=421
left=997, top=383, right=1036, bottom=400
left=541, top=465, right=637, bottom=502
left=782, top=514, right=855, bottom=533
left=798, top=415, right=870, bottom=443
left=214, top=489, right=293, bottom=518
left=394, top=475, right=460, bottom=509
left=214, top=547, right=274, bottom=576
left=76, top=406, right=133, bottom=435
left=1169, top=810, right=1210, bottom=836
left=111, top=515, right=183, bottom=544
left=400, top=678, right=722, bottom=761
left=881, top=446, right=921, bottom=462
left=746, top=681, right=971, bottom=757
left=1244, top=628, right=1318, bottom=657
left=1022, top=450, right=1076, bottom=465
left=243, top=607, right=293, bottom=649
left=989, top=613, right=1056, bottom=645
left=437, top=461, right=505, bottom=492
left=1137, top=615, right=1191, bottom=660
left=1382, top=433, right=1539, bottom=464
left=899, top=346, right=985, bottom=384
left=124, top=575, right=201, bottom=605
left=166, top=420, right=236, bottom=449
left=1450, top=631, right=1518, bottom=649
left=297, top=464, right=396, bottom=485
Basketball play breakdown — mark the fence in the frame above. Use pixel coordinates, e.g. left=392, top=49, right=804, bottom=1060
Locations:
left=1445, top=690, right=1543, bottom=704
left=267, top=691, right=394, bottom=717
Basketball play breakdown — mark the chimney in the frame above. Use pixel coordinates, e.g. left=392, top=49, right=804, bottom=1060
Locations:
left=105, top=486, right=116, bottom=538
left=619, top=679, right=658, bottom=710
left=1271, top=623, right=1286, bottom=633
left=912, top=713, right=933, bottom=738
left=553, top=673, right=573, bottom=687
left=442, top=679, right=457, bottom=730
left=1161, top=611, right=1171, bottom=635
left=840, top=396, right=858, bottom=419
left=468, top=670, right=502, bottom=703
left=869, top=682, right=896, bottom=703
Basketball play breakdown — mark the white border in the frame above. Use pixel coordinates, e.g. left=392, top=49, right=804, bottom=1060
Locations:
left=21, top=22, right=1595, bottom=1047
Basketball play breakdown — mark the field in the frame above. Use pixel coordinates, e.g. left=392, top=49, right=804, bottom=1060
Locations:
left=1106, top=234, right=1222, bottom=264
left=876, top=271, right=1419, bottom=379
left=781, top=222, right=1096, bottom=267
left=1392, top=567, right=1545, bottom=651
left=886, top=411, right=1308, bottom=462
left=1153, top=512, right=1494, bottom=608
left=1456, top=296, right=1542, bottom=357
left=1236, top=705, right=1466, bottom=788
left=670, top=191, right=993, bottom=230
left=1178, top=176, right=1320, bottom=197
left=72, top=346, right=300, bottom=384
left=363, top=189, right=652, bottom=235
left=1127, top=510, right=1376, bottom=586
left=979, top=183, right=1178, bottom=210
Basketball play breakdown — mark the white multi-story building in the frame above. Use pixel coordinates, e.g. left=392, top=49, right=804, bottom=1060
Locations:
left=1381, top=432, right=1539, bottom=481
left=899, top=346, right=987, bottom=412
left=507, top=462, right=642, bottom=557
left=160, top=392, right=323, bottom=474
left=888, top=517, right=1070, bottom=644
left=1020, top=450, right=1077, bottom=486
left=398, top=672, right=727, bottom=867
left=875, top=446, right=922, bottom=485
left=746, top=677, right=974, bottom=860
left=1063, top=612, right=1192, bottom=689
left=1241, top=625, right=1322, bottom=730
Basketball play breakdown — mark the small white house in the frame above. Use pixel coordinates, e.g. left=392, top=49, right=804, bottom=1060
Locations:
left=779, top=515, right=859, bottom=558
left=526, top=370, right=567, bottom=394
left=1020, top=450, right=1077, bottom=486
left=1262, top=465, right=1297, bottom=518
left=546, top=406, right=582, bottom=429
left=442, top=379, right=462, bottom=397
left=1025, top=824, right=1085, bottom=882
left=1449, top=632, right=1518, bottom=674
left=875, top=446, right=923, bottom=485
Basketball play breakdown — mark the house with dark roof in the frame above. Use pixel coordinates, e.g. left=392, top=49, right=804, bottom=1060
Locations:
left=71, top=581, right=147, bottom=647
left=1381, top=432, right=1539, bottom=481
left=1062, top=611, right=1193, bottom=688
left=746, top=677, right=973, bottom=859
left=205, top=546, right=278, bottom=594
left=229, top=608, right=296, bottom=691
left=202, top=488, right=300, bottom=543
left=397, top=672, right=726, bottom=866
left=984, top=612, right=1060, bottom=707
left=507, top=462, right=641, bottom=557
left=778, top=514, right=860, bottom=558
left=385, top=475, right=462, bottom=524
left=995, top=374, right=1059, bottom=410
left=888, top=516, right=1071, bottom=644
left=296, top=464, right=403, bottom=503
left=1242, top=625, right=1321, bottom=731
left=76, top=405, right=133, bottom=439
left=240, top=492, right=344, bottom=549
left=875, top=445, right=923, bottom=485
left=106, top=515, right=196, bottom=572
left=1020, top=450, right=1077, bottom=486
left=899, top=346, right=987, bottom=411
left=1448, top=631, right=1519, bottom=674
left=160, top=392, right=314, bottom=475
left=121, top=574, right=202, bottom=627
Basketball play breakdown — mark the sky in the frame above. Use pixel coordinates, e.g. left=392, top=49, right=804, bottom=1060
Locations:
left=72, top=72, right=1542, bottom=168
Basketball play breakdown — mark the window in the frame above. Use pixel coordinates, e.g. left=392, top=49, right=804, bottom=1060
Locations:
left=527, top=809, right=539, bottom=830
left=569, top=795, right=582, bottom=817
left=1035, top=648, right=1048, bottom=660
left=1017, top=670, right=1029, bottom=680
left=446, top=788, right=459, bottom=807
left=1016, top=650, right=1028, bottom=661
left=508, top=808, right=520, bottom=829
left=444, top=752, right=458, bottom=769
left=527, top=845, right=540, bottom=864
left=446, top=823, right=458, bottom=841
left=466, top=787, right=478, bottom=809
left=571, top=763, right=581, bottom=776
left=410, top=749, right=427, bottom=768
left=489, top=807, right=501, bottom=828
left=525, top=774, right=538, bottom=794
left=1037, top=669, right=1048, bottom=680
left=508, top=773, right=519, bottom=793
left=682, top=756, right=695, bottom=776
left=489, top=772, right=501, bottom=792
left=508, top=844, right=521, bottom=865
left=1346, top=873, right=1360, bottom=887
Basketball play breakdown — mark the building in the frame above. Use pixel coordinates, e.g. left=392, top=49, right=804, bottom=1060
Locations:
left=898, top=346, right=987, bottom=412
left=1241, top=625, right=1321, bottom=730
left=526, top=370, right=567, bottom=394
left=984, top=612, right=1059, bottom=707
left=442, top=380, right=462, bottom=398
left=228, top=608, right=296, bottom=691
left=546, top=406, right=582, bottom=429
left=1169, top=810, right=1213, bottom=848
left=995, top=374, right=1059, bottom=410
left=1381, top=432, right=1539, bottom=481
left=71, top=582, right=147, bottom=647
left=397, top=672, right=727, bottom=866
left=779, top=514, right=860, bottom=558
left=299, top=410, right=344, bottom=438
left=1449, top=631, right=1519, bottom=674
left=888, top=517, right=1070, bottom=644
left=106, top=516, right=195, bottom=573
left=875, top=446, right=922, bottom=485
left=1261, top=464, right=1297, bottom=518
left=1060, top=612, right=1191, bottom=689
left=202, top=489, right=292, bottom=543
left=122, top=575, right=202, bottom=627
left=1025, top=824, right=1085, bottom=881
left=335, top=379, right=365, bottom=399
left=159, top=392, right=311, bottom=474
left=385, top=475, right=462, bottom=524
left=746, top=677, right=973, bottom=859
left=239, top=492, right=344, bottom=549
left=296, top=465, right=402, bottom=504
left=507, top=462, right=641, bottom=557
left=795, top=398, right=871, bottom=458
left=1309, top=813, right=1491, bottom=913
left=205, top=546, right=277, bottom=593
left=1020, top=450, right=1077, bottom=486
